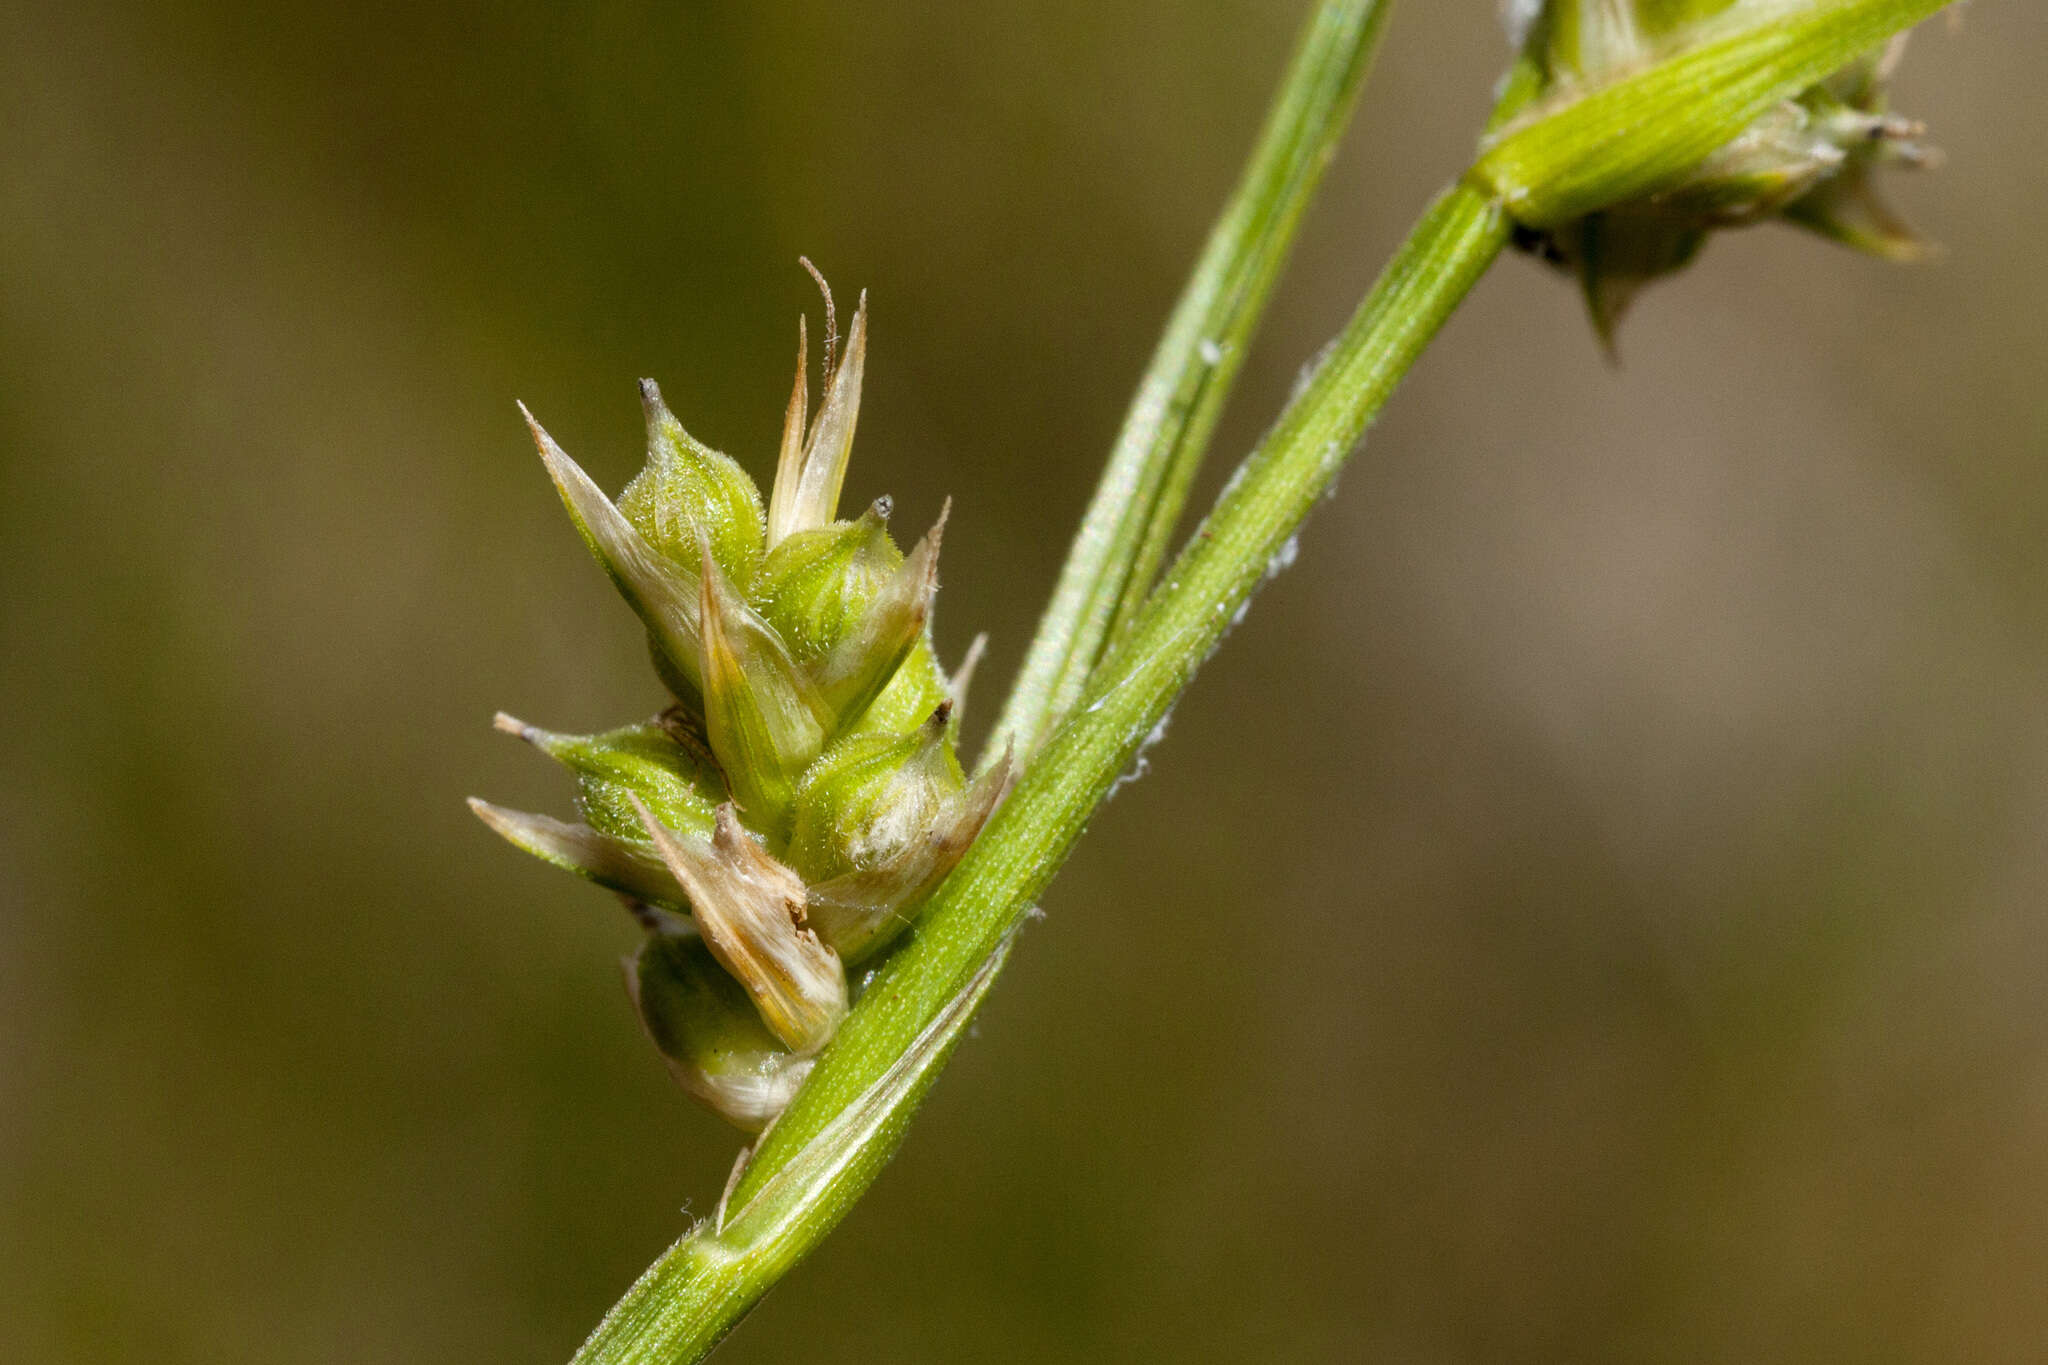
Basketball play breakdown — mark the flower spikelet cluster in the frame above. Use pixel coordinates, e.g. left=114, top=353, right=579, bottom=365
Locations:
left=1505, top=0, right=1938, bottom=343
left=472, top=274, right=1009, bottom=1130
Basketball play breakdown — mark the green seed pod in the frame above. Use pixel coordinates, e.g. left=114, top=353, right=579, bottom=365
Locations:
left=747, top=496, right=943, bottom=731
left=626, top=924, right=812, bottom=1132
left=787, top=709, right=960, bottom=884
left=750, top=499, right=903, bottom=666
left=620, top=379, right=767, bottom=586
left=788, top=706, right=1013, bottom=963
left=812, top=504, right=944, bottom=728
left=1503, top=3, right=1935, bottom=344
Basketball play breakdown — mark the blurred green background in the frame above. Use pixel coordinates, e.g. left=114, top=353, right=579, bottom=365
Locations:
left=4, top=3, right=2046, bottom=1361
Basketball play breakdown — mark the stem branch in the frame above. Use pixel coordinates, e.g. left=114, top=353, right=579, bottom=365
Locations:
left=569, top=185, right=1504, bottom=1365
left=748, top=183, right=1506, bottom=1196
left=990, top=0, right=1395, bottom=761
left=565, top=3, right=1958, bottom=1361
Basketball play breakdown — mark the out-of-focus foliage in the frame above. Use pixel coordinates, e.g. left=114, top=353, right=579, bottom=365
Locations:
left=2, top=3, right=2045, bottom=1362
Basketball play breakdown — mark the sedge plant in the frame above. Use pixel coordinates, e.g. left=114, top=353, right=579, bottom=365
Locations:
left=470, top=1, right=1962, bottom=1358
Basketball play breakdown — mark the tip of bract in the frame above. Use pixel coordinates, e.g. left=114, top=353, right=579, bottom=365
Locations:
left=768, top=267, right=870, bottom=545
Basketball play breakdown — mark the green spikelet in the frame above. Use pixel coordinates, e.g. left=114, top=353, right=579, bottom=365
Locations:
left=471, top=268, right=1008, bottom=1129
left=1503, top=1, right=1937, bottom=345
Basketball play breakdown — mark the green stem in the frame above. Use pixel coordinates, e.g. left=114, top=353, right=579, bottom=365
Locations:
left=746, top=183, right=1506, bottom=1193
left=569, top=183, right=1505, bottom=1365
left=568, top=4, right=1959, bottom=1361
left=988, top=0, right=1394, bottom=763
left=568, top=938, right=1016, bottom=1365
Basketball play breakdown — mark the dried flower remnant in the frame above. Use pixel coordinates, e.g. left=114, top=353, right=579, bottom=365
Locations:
left=471, top=270, right=1003, bottom=1129
left=634, top=800, right=847, bottom=1057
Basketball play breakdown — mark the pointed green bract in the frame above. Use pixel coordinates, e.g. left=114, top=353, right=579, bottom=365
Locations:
left=805, top=749, right=1011, bottom=965
left=836, top=637, right=950, bottom=739
left=699, top=554, right=829, bottom=838
left=1551, top=213, right=1707, bottom=351
left=496, top=714, right=725, bottom=843
left=522, top=404, right=707, bottom=697
left=1779, top=51, right=1934, bottom=259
